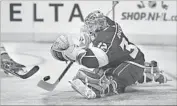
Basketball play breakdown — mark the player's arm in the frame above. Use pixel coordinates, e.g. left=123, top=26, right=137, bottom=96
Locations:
left=50, top=35, right=109, bottom=68
left=76, top=47, right=109, bottom=68
left=51, top=45, right=109, bottom=68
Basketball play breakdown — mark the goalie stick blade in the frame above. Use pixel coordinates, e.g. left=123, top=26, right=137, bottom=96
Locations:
left=5, top=65, right=39, bottom=79
left=37, top=62, right=74, bottom=91
left=37, top=80, right=56, bottom=91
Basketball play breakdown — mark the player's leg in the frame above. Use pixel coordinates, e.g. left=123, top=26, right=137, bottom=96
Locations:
left=126, top=50, right=167, bottom=84
left=69, top=49, right=145, bottom=99
left=0, top=44, right=26, bottom=74
left=105, top=61, right=144, bottom=93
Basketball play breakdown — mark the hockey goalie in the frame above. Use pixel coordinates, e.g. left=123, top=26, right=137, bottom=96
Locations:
left=50, top=11, right=168, bottom=99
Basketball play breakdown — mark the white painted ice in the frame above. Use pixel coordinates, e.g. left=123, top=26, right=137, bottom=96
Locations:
left=0, top=42, right=176, bottom=105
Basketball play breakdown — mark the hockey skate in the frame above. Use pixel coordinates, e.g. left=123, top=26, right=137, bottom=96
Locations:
left=138, top=60, right=170, bottom=84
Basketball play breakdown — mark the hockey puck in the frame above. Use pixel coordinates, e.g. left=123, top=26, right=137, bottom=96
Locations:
left=43, top=76, right=50, bottom=81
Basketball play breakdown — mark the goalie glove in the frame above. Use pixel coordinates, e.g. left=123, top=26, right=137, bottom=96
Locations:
left=62, top=45, right=86, bottom=62
left=50, top=48, right=68, bottom=62
left=51, top=34, right=86, bottom=62
left=51, top=34, right=71, bottom=62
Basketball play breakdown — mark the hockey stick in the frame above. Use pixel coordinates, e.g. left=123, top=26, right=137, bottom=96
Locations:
left=37, top=62, right=73, bottom=91
left=106, top=1, right=119, bottom=16
left=37, top=2, right=119, bottom=91
left=5, top=66, right=39, bottom=79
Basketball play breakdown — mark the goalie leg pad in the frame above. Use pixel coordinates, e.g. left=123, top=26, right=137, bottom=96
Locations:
left=73, top=68, right=103, bottom=84
left=69, top=79, right=96, bottom=99
left=70, top=68, right=118, bottom=98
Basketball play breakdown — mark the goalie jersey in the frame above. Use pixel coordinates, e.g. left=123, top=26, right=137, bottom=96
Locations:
left=77, top=17, right=145, bottom=69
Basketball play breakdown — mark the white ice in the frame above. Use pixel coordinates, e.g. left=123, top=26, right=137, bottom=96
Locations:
left=0, top=42, right=176, bottom=105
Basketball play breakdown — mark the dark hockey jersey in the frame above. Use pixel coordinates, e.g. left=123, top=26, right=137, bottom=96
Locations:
left=77, top=17, right=141, bottom=68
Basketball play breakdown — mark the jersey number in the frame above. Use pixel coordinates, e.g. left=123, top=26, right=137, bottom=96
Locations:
left=120, top=38, right=138, bottom=59
left=97, top=42, right=108, bottom=52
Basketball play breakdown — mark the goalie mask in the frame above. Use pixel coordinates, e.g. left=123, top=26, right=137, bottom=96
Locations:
left=80, top=25, right=97, bottom=43
left=84, top=10, right=108, bottom=33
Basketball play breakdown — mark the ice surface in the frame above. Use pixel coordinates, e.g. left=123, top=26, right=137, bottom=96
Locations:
left=0, top=42, right=176, bottom=105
